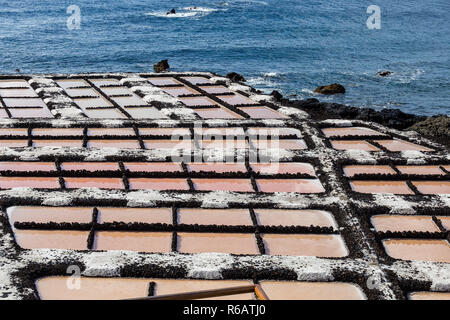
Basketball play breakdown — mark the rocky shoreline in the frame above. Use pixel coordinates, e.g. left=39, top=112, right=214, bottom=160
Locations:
left=279, top=97, right=449, bottom=148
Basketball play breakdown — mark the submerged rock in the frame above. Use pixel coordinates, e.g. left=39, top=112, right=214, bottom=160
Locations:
left=226, top=72, right=246, bottom=82
left=154, top=59, right=170, bottom=73
left=377, top=70, right=393, bottom=77
left=314, top=83, right=346, bottom=95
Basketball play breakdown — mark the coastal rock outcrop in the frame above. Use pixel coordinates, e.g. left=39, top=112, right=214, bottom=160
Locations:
left=154, top=59, right=170, bottom=73
left=314, top=83, right=345, bottom=95
left=408, top=115, right=449, bottom=138
left=270, top=90, right=283, bottom=101
left=167, top=9, right=176, bottom=15
left=226, top=72, right=246, bottom=82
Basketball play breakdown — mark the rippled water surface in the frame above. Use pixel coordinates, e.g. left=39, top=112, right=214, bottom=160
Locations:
left=0, top=0, right=448, bottom=115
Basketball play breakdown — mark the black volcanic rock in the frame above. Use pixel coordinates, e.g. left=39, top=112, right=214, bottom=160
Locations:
left=314, top=83, right=346, bottom=95
left=270, top=90, right=283, bottom=101
left=167, top=8, right=176, bottom=15
left=377, top=70, right=393, bottom=77
left=154, top=59, right=170, bottom=73
left=285, top=98, right=426, bottom=130
left=408, top=115, right=449, bottom=137
left=226, top=72, right=246, bottom=82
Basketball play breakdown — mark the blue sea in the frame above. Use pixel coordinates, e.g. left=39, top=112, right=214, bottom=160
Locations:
left=0, top=0, right=449, bottom=116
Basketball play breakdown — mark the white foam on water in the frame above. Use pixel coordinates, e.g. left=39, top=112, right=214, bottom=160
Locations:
left=145, top=7, right=220, bottom=18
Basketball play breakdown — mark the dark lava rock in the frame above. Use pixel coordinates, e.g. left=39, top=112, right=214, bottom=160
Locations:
left=314, top=83, right=346, bottom=95
left=167, top=8, right=176, bottom=15
left=226, top=72, right=246, bottom=82
left=270, top=90, right=283, bottom=101
left=285, top=98, right=426, bottom=130
left=408, top=115, right=449, bottom=137
left=154, top=59, right=170, bottom=73
left=377, top=70, right=393, bottom=77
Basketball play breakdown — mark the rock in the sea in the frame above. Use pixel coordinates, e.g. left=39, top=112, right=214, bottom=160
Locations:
left=167, top=8, right=176, bottom=15
left=377, top=70, right=393, bottom=77
left=154, top=59, right=170, bottom=73
left=226, top=72, right=246, bottom=82
left=270, top=90, right=283, bottom=101
left=408, top=115, right=449, bottom=138
left=314, top=83, right=346, bottom=95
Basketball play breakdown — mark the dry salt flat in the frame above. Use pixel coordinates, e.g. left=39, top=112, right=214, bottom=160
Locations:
left=0, top=72, right=448, bottom=300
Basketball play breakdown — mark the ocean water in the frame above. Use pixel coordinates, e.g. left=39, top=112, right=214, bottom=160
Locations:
left=0, top=0, right=448, bottom=116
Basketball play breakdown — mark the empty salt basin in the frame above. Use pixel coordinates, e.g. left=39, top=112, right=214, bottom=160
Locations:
left=382, top=239, right=450, bottom=263
left=97, top=207, right=173, bottom=224
left=247, top=127, right=302, bottom=138
left=408, top=292, right=450, bottom=300
left=191, top=178, right=254, bottom=192
left=371, top=215, right=440, bottom=233
left=251, top=139, right=307, bottom=150
left=0, top=140, right=28, bottom=147
left=64, top=88, right=100, bottom=98
left=87, top=139, right=141, bottom=149
left=193, top=107, right=243, bottom=119
left=89, top=78, right=121, bottom=87
left=0, top=79, right=30, bottom=88
left=321, top=127, right=386, bottom=138
left=83, top=108, right=127, bottom=119
left=194, top=127, right=245, bottom=137
left=32, top=139, right=83, bottom=147
left=187, top=162, right=247, bottom=174
left=112, top=94, right=148, bottom=107
left=147, top=77, right=181, bottom=86
left=177, top=232, right=260, bottom=255
left=343, top=165, right=396, bottom=177
left=56, top=79, right=89, bottom=89
left=35, top=277, right=253, bottom=300
left=161, top=86, right=199, bottom=97
left=0, top=161, right=56, bottom=172
left=199, top=139, right=248, bottom=149
left=396, top=165, right=445, bottom=175
left=64, top=177, right=124, bottom=190
left=128, top=178, right=189, bottom=191
left=0, top=88, right=38, bottom=97
left=74, top=97, right=113, bottom=109
left=178, top=208, right=253, bottom=226
left=7, top=206, right=93, bottom=224
left=60, top=162, right=120, bottom=172
left=124, top=107, right=167, bottom=119
left=180, top=76, right=212, bottom=85
left=349, top=180, right=414, bottom=195
left=9, top=108, right=54, bottom=118
left=256, top=179, right=325, bottom=193
left=13, top=230, right=89, bottom=250
left=100, top=86, right=133, bottom=96
left=253, top=209, right=337, bottom=228
left=0, top=127, right=28, bottom=136
left=411, top=181, right=450, bottom=195
left=218, top=94, right=256, bottom=106
left=258, top=281, right=366, bottom=300
left=93, top=231, right=172, bottom=253
left=123, top=162, right=183, bottom=173
left=87, top=127, right=136, bottom=136
left=0, top=176, right=60, bottom=189
left=138, top=127, right=190, bottom=137
left=262, top=234, right=348, bottom=257
left=239, top=106, right=287, bottom=119
left=32, top=128, right=84, bottom=137
left=374, top=139, right=434, bottom=152
left=251, top=162, right=316, bottom=176
left=179, top=96, right=219, bottom=107
left=3, top=98, right=46, bottom=108
left=330, top=140, right=379, bottom=151
left=198, top=85, right=232, bottom=94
